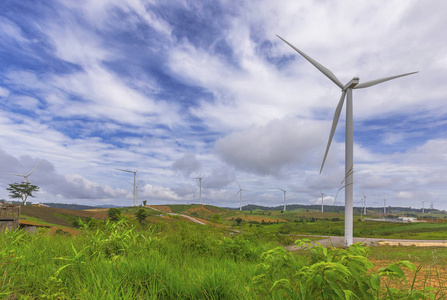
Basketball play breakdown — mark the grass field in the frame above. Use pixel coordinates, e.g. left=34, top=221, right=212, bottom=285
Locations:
left=2, top=204, right=447, bottom=298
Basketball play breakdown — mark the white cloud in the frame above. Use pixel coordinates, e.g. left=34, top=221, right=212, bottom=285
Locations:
left=215, top=117, right=330, bottom=175
left=171, top=153, right=201, bottom=177
left=0, top=86, right=10, bottom=98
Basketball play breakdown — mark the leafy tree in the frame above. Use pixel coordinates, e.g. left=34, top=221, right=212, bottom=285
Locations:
left=107, top=208, right=121, bottom=222
left=235, top=217, right=243, bottom=226
left=142, top=200, right=147, bottom=206
left=135, top=208, right=147, bottom=224
left=7, top=182, right=39, bottom=205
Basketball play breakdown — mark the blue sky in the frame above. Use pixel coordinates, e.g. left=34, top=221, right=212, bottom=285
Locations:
left=1, top=0, right=446, bottom=210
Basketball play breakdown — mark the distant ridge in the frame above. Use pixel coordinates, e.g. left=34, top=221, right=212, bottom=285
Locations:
left=42, top=203, right=122, bottom=210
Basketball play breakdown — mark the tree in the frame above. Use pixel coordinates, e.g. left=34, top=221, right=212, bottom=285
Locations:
left=107, top=208, right=121, bottom=221
left=142, top=200, right=147, bottom=206
left=135, top=208, right=147, bottom=224
left=7, top=182, right=39, bottom=205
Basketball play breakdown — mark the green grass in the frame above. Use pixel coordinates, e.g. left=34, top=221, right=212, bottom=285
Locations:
left=2, top=215, right=446, bottom=299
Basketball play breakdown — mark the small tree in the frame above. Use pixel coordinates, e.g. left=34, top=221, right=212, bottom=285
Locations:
left=135, top=208, right=147, bottom=224
left=142, top=200, right=147, bottom=206
left=7, top=182, right=39, bottom=205
left=107, top=208, right=121, bottom=222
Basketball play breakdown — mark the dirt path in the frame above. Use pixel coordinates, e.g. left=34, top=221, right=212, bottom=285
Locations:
left=286, top=236, right=447, bottom=250
left=146, top=206, right=206, bottom=225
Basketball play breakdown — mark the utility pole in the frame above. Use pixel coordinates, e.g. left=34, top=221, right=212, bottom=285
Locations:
left=383, top=198, right=386, bottom=218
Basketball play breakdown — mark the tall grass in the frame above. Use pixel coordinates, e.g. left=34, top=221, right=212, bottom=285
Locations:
left=1, top=218, right=445, bottom=299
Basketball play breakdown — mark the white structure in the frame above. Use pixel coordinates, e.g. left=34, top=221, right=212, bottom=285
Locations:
left=362, top=193, right=367, bottom=215
left=277, top=187, right=287, bottom=211
left=7, top=160, right=44, bottom=183
left=277, top=35, right=417, bottom=246
left=235, top=180, right=247, bottom=211
left=320, top=191, right=325, bottom=212
left=116, top=168, right=138, bottom=206
left=195, top=175, right=203, bottom=205
left=397, top=217, right=417, bottom=223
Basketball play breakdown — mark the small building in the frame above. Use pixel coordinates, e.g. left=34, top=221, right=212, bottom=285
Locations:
left=397, top=217, right=417, bottom=223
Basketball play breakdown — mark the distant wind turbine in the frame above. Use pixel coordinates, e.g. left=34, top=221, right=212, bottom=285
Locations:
left=277, top=35, right=418, bottom=246
left=6, top=160, right=44, bottom=183
left=116, top=168, right=138, bottom=206
left=195, top=174, right=203, bottom=205
left=362, top=193, right=367, bottom=215
left=235, top=180, right=247, bottom=211
left=277, top=187, right=287, bottom=211
left=320, top=191, right=325, bottom=212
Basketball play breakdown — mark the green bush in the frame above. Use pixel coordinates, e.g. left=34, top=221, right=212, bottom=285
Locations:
left=253, top=239, right=436, bottom=299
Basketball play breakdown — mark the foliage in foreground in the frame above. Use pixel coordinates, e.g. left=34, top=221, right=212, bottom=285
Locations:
left=0, top=218, right=445, bottom=299
left=253, top=239, right=440, bottom=299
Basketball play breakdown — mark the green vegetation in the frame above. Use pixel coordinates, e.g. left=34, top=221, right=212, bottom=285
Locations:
left=107, top=207, right=122, bottom=221
left=1, top=205, right=447, bottom=298
left=1, top=219, right=444, bottom=299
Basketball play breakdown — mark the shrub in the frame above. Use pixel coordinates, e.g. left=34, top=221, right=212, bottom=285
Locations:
left=253, top=240, right=436, bottom=299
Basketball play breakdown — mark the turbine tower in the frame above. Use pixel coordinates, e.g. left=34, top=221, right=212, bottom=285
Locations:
left=363, top=193, right=367, bottom=215
left=320, top=191, right=324, bottom=212
left=6, top=160, right=44, bottom=183
left=116, top=168, right=138, bottom=206
left=277, top=187, right=287, bottom=211
left=195, top=174, right=203, bottom=205
left=277, top=35, right=418, bottom=246
left=235, top=180, right=247, bottom=211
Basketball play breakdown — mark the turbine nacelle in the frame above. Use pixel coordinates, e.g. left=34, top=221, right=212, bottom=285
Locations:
left=342, top=77, right=359, bottom=91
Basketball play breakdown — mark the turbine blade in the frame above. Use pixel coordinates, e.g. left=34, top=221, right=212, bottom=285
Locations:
left=235, top=190, right=241, bottom=196
left=27, top=160, right=44, bottom=176
left=6, top=172, right=25, bottom=177
left=116, top=168, right=133, bottom=173
left=320, top=91, right=347, bottom=174
left=354, top=71, right=418, bottom=89
left=276, top=35, right=344, bottom=89
left=236, top=179, right=241, bottom=190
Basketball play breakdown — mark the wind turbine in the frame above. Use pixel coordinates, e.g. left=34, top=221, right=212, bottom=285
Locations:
left=362, top=193, right=367, bottom=215
left=195, top=174, right=203, bottom=205
left=235, top=180, right=247, bottom=211
left=277, top=35, right=418, bottom=246
left=320, top=191, right=325, bottom=212
left=277, top=187, right=287, bottom=211
left=116, top=168, right=138, bottom=206
left=6, top=160, right=44, bottom=183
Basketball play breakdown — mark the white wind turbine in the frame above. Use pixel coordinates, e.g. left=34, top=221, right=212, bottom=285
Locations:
left=320, top=191, right=325, bottom=212
left=195, top=174, right=203, bottom=205
left=277, top=35, right=418, bottom=246
left=6, top=160, right=44, bottom=183
left=235, top=180, right=247, bottom=211
left=277, top=187, right=287, bottom=211
left=116, top=168, right=138, bottom=206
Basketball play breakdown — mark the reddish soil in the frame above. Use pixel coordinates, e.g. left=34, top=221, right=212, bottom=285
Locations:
left=370, top=259, right=447, bottom=292
left=227, top=215, right=284, bottom=223
left=147, top=205, right=172, bottom=213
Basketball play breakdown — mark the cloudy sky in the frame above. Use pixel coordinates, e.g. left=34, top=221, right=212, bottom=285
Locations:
left=1, top=0, right=446, bottom=210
